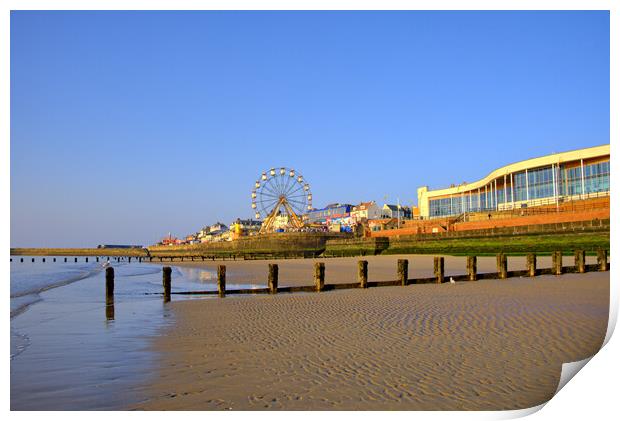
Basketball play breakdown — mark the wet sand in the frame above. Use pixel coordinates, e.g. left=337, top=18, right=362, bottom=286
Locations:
left=134, top=255, right=609, bottom=410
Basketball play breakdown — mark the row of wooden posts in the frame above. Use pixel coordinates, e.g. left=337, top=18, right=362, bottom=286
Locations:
left=11, top=255, right=278, bottom=263
left=11, top=256, right=137, bottom=263
left=101, top=249, right=609, bottom=301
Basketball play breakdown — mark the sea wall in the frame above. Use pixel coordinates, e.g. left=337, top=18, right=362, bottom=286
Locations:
left=385, top=231, right=609, bottom=255
left=325, top=219, right=610, bottom=256
left=323, top=237, right=390, bottom=257
left=374, top=217, right=610, bottom=240
left=147, top=232, right=352, bottom=258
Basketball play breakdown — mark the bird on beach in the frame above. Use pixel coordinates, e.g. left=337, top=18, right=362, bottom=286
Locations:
left=450, top=277, right=455, bottom=284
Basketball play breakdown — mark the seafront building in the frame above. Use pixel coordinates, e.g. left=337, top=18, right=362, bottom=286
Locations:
left=417, top=144, right=610, bottom=219
left=230, top=218, right=262, bottom=239
left=382, top=204, right=412, bottom=219
left=350, top=201, right=382, bottom=223
left=306, top=203, right=353, bottom=224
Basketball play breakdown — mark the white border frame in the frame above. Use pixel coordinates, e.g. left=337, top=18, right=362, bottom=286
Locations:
left=2, top=2, right=616, bottom=421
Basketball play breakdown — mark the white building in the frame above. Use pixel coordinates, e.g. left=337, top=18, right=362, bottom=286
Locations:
left=351, top=201, right=382, bottom=222
left=381, top=204, right=411, bottom=219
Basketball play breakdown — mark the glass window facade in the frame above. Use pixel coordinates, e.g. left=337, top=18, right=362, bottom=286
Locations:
left=527, top=166, right=554, bottom=200
left=426, top=158, right=609, bottom=218
left=583, top=161, right=609, bottom=193
left=562, top=161, right=610, bottom=196
left=429, top=188, right=496, bottom=217
left=513, top=172, right=527, bottom=202
left=563, top=166, right=582, bottom=196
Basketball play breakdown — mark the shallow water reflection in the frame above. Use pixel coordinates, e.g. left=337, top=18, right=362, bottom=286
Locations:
left=11, top=260, right=258, bottom=410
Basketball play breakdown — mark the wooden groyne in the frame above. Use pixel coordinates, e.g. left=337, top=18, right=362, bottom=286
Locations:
left=11, top=255, right=145, bottom=263
left=10, top=248, right=148, bottom=257
left=138, top=249, right=609, bottom=298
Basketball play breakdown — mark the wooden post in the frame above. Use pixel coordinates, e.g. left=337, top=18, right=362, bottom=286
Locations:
left=358, top=260, right=368, bottom=288
left=217, top=265, right=226, bottom=297
left=574, top=250, right=586, bottom=274
left=527, top=253, right=537, bottom=277
left=466, top=256, right=477, bottom=281
left=397, top=259, right=408, bottom=286
left=597, top=249, right=608, bottom=271
left=162, top=266, right=172, bottom=300
left=105, top=267, right=114, bottom=297
left=496, top=253, right=507, bottom=279
left=552, top=251, right=563, bottom=275
left=314, top=262, right=325, bottom=292
left=433, top=257, right=444, bottom=283
left=268, top=264, right=279, bottom=294
left=105, top=295, right=114, bottom=321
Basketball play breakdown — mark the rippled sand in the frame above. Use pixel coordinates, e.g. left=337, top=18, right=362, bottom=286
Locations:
left=134, top=267, right=608, bottom=410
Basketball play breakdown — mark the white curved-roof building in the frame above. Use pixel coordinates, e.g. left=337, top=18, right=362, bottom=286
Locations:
left=417, top=144, right=610, bottom=218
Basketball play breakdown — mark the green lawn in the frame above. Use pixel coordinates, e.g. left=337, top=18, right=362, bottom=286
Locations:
left=385, top=232, right=609, bottom=256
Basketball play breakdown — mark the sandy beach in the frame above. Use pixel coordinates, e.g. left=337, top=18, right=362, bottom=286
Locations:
left=133, top=255, right=609, bottom=411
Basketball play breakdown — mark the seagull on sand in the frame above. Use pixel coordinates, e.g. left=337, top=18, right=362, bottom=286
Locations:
left=450, top=277, right=455, bottom=284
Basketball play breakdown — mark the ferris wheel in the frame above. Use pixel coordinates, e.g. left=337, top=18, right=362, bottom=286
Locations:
left=251, top=167, right=313, bottom=233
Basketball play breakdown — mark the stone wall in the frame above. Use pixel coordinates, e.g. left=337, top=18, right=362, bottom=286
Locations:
left=372, top=217, right=609, bottom=239
left=323, top=237, right=390, bottom=257
left=147, top=232, right=352, bottom=258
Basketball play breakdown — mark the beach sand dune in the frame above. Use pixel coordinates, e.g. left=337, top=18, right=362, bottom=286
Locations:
left=133, top=267, right=609, bottom=411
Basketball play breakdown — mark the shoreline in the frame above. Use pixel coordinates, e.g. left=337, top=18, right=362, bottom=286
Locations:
left=10, top=260, right=174, bottom=410
left=132, top=259, right=609, bottom=411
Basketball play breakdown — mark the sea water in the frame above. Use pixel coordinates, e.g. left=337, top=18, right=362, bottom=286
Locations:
left=10, top=257, right=257, bottom=410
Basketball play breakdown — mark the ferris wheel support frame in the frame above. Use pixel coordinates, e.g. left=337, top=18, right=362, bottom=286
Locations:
left=259, top=196, right=304, bottom=234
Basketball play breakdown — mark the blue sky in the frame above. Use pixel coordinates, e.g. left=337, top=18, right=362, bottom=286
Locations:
left=10, top=10, right=609, bottom=247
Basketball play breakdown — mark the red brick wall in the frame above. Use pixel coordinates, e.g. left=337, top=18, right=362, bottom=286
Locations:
left=370, top=208, right=609, bottom=237
left=452, top=209, right=609, bottom=231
